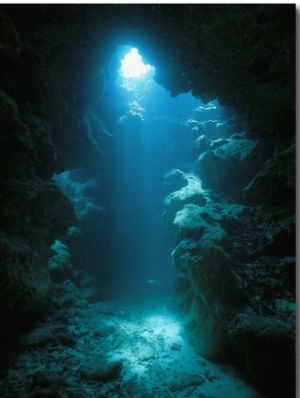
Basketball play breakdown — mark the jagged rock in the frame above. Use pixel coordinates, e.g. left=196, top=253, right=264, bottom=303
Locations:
left=196, top=133, right=267, bottom=199
left=240, top=256, right=295, bottom=317
left=257, top=215, right=295, bottom=257
left=173, top=239, right=250, bottom=360
left=1, top=177, right=76, bottom=251
left=195, top=134, right=211, bottom=152
left=53, top=170, right=110, bottom=277
left=173, top=241, right=246, bottom=307
left=243, top=141, right=295, bottom=213
left=274, top=298, right=296, bottom=323
left=165, top=172, right=252, bottom=361
left=53, top=171, right=105, bottom=221
left=173, top=204, right=228, bottom=242
left=163, top=172, right=209, bottom=223
left=52, top=280, right=89, bottom=310
left=213, top=133, right=258, bottom=159
left=173, top=201, right=246, bottom=241
left=48, top=240, right=72, bottom=282
left=163, top=169, right=189, bottom=194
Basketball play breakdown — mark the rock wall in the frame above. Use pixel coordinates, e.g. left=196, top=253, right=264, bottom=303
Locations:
left=0, top=5, right=115, bottom=333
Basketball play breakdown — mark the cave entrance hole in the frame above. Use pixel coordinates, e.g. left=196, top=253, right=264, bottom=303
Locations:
left=120, top=47, right=152, bottom=79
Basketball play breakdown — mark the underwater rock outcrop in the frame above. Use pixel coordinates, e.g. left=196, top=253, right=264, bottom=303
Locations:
left=196, top=133, right=269, bottom=200
left=53, top=169, right=110, bottom=279
left=164, top=152, right=295, bottom=395
left=163, top=171, right=208, bottom=224
left=48, top=240, right=72, bottom=283
left=164, top=171, right=251, bottom=361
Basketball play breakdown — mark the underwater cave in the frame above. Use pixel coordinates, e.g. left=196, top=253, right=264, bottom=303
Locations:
left=0, top=4, right=296, bottom=398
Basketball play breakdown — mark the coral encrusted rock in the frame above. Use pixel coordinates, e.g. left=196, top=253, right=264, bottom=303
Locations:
left=48, top=240, right=72, bottom=282
left=196, top=133, right=268, bottom=200
left=172, top=238, right=250, bottom=361
left=163, top=172, right=209, bottom=223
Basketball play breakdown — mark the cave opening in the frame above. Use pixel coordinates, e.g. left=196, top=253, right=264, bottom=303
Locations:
left=120, top=47, right=153, bottom=79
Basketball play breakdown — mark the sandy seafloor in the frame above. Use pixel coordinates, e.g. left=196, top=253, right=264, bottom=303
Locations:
left=1, top=290, right=266, bottom=397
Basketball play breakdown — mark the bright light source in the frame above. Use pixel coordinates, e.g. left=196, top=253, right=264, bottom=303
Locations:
left=121, top=48, right=151, bottom=78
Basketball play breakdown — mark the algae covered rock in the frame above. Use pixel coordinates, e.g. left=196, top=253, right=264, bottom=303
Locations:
left=163, top=172, right=209, bottom=223
left=164, top=168, right=251, bottom=361
left=173, top=204, right=228, bottom=243
left=48, top=240, right=72, bottom=282
left=196, top=133, right=267, bottom=199
left=172, top=239, right=249, bottom=360
left=163, top=168, right=189, bottom=194
left=174, top=201, right=246, bottom=240
left=243, top=141, right=295, bottom=213
left=53, top=170, right=106, bottom=222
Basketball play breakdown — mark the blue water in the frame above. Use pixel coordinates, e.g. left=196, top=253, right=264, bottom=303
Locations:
left=102, top=54, right=238, bottom=296
left=54, top=46, right=241, bottom=298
